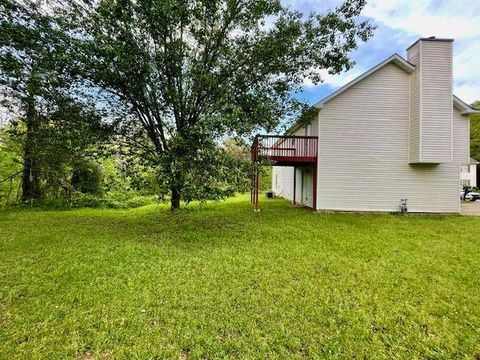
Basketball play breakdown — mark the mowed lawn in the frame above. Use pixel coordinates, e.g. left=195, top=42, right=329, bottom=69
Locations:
left=1, top=195, right=480, bottom=359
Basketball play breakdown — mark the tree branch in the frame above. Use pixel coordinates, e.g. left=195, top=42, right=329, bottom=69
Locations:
left=0, top=170, right=22, bottom=184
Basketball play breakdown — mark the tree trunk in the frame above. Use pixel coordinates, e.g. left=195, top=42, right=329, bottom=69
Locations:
left=21, top=143, right=41, bottom=202
left=169, top=168, right=183, bottom=210
left=21, top=100, right=41, bottom=203
left=21, top=155, right=37, bottom=202
left=171, top=188, right=181, bottom=210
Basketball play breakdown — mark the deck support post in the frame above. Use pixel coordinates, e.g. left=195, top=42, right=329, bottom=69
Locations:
left=250, top=172, right=254, bottom=205
left=293, top=166, right=296, bottom=205
left=313, top=163, right=317, bottom=211
left=254, top=168, right=260, bottom=212
left=250, top=135, right=318, bottom=212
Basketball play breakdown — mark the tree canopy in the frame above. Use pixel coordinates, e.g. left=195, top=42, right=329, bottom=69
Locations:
left=1, top=0, right=374, bottom=209
left=0, top=1, right=112, bottom=202
left=470, top=100, right=480, bottom=162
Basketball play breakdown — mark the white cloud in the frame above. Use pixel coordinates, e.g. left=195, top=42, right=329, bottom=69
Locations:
left=295, top=0, right=480, bottom=103
left=363, top=0, right=480, bottom=103
left=364, top=0, right=480, bottom=39
left=455, top=83, right=480, bottom=105
left=0, top=108, right=11, bottom=127
left=302, top=68, right=363, bottom=89
left=452, top=42, right=480, bottom=103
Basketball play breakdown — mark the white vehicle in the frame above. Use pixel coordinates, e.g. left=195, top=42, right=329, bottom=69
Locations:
left=460, top=187, right=480, bottom=201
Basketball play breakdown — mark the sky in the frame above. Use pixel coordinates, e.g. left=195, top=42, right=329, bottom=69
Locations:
left=1, top=0, right=479, bottom=123
left=288, top=0, right=480, bottom=105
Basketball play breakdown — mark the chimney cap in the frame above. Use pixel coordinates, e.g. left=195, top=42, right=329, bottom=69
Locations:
left=406, top=37, right=454, bottom=51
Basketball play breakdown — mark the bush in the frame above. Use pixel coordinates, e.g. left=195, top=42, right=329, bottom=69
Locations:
left=71, top=193, right=156, bottom=209
left=71, top=161, right=104, bottom=195
left=71, top=193, right=123, bottom=209
left=123, top=195, right=157, bottom=208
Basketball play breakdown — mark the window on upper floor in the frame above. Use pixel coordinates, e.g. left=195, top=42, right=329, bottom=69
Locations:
left=305, top=124, right=311, bottom=136
left=461, top=165, right=470, bottom=173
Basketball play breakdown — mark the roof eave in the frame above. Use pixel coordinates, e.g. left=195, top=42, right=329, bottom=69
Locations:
left=454, top=95, right=480, bottom=115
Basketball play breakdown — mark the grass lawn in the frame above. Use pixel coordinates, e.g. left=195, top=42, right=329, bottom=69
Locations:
left=1, top=195, right=480, bottom=359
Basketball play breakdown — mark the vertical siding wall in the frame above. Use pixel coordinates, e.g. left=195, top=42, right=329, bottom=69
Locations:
left=407, top=39, right=453, bottom=163
left=272, top=166, right=294, bottom=200
left=460, top=164, right=477, bottom=187
left=408, top=44, right=421, bottom=163
left=452, top=109, right=469, bottom=164
left=317, top=63, right=462, bottom=213
left=300, top=167, right=314, bottom=207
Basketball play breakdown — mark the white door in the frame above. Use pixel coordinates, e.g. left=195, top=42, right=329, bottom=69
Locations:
left=301, top=168, right=313, bottom=208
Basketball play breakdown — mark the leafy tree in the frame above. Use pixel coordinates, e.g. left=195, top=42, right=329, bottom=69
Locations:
left=103, top=141, right=161, bottom=196
left=0, top=127, right=22, bottom=205
left=0, top=1, right=112, bottom=202
left=2, top=101, right=111, bottom=202
left=470, top=101, right=480, bottom=161
left=54, top=0, right=373, bottom=209
left=71, top=161, right=104, bottom=196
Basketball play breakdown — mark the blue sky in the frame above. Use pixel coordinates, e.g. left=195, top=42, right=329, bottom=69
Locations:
left=1, top=0, right=479, bottom=124
left=287, top=0, right=480, bottom=105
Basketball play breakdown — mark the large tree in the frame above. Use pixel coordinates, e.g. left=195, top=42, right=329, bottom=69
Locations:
left=6, top=0, right=374, bottom=209
left=0, top=1, right=111, bottom=202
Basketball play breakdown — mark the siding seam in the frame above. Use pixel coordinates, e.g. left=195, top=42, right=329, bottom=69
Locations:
left=408, top=71, right=411, bottom=164
left=419, top=41, right=423, bottom=162
left=316, top=111, right=321, bottom=210
left=450, top=43, right=454, bottom=162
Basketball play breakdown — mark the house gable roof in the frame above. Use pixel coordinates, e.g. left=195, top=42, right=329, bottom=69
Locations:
left=314, top=54, right=480, bottom=114
left=287, top=53, right=479, bottom=135
left=314, top=54, right=415, bottom=109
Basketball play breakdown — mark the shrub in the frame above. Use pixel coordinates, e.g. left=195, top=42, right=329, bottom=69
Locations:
left=71, top=193, right=156, bottom=209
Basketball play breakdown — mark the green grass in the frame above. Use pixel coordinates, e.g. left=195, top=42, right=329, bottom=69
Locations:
left=1, top=195, right=480, bottom=359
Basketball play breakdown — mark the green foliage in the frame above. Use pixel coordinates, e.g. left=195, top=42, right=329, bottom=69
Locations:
left=83, top=195, right=121, bottom=210
left=0, top=130, right=22, bottom=206
left=0, top=128, right=160, bottom=209
left=71, top=193, right=156, bottom=209
left=1, top=0, right=374, bottom=209
left=260, top=166, right=272, bottom=191
left=71, top=161, right=104, bottom=196
left=156, top=134, right=253, bottom=203
left=9, top=192, right=157, bottom=210
left=1, top=195, right=480, bottom=358
left=0, top=1, right=115, bottom=203
left=102, top=147, right=161, bottom=196
left=50, top=0, right=373, bottom=208
left=1, top=110, right=111, bottom=201
left=294, top=105, right=321, bottom=129
left=470, top=101, right=480, bottom=160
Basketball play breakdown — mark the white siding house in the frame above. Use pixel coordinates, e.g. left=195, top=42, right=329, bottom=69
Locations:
left=271, top=37, right=480, bottom=213
left=460, top=159, right=478, bottom=187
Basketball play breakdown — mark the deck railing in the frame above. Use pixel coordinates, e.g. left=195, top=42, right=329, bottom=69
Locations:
left=251, top=135, right=318, bottom=164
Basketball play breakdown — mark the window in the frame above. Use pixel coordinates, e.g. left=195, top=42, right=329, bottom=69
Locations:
left=461, top=165, right=470, bottom=173
left=305, top=124, right=311, bottom=136
left=461, top=179, right=471, bottom=187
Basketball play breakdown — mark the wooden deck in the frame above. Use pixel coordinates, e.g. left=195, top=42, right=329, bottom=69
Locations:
left=251, top=135, right=318, bottom=165
left=250, top=135, right=318, bottom=211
